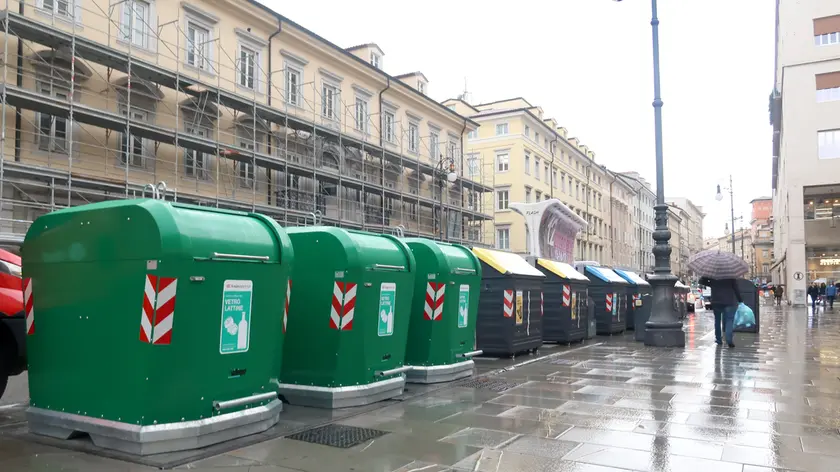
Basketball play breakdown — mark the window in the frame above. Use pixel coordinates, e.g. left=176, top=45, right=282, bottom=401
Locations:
left=496, top=152, right=509, bottom=172
left=495, top=123, right=508, bottom=135
left=284, top=67, right=300, bottom=105
left=121, top=0, right=151, bottom=48
left=382, top=112, right=395, bottom=143
left=815, top=32, right=840, bottom=46
left=561, top=173, right=566, bottom=192
left=535, top=190, right=542, bottom=201
left=36, top=81, right=69, bottom=153
left=322, top=83, right=338, bottom=119
left=524, top=151, right=531, bottom=175
left=41, top=0, right=73, bottom=18
left=447, top=140, right=456, bottom=160
left=576, top=183, right=580, bottom=200
left=525, top=187, right=532, bottom=203
left=524, top=125, right=530, bottom=138
left=552, top=169, right=558, bottom=188
left=239, top=162, right=255, bottom=188
left=496, top=228, right=510, bottom=250
left=119, top=109, right=147, bottom=167
left=430, top=131, right=440, bottom=160
left=818, top=130, right=840, bottom=159
left=466, top=153, right=480, bottom=178
left=762, top=249, right=769, bottom=258
left=818, top=86, right=840, bottom=103
left=417, top=81, right=426, bottom=94
left=239, top=46, right=257, bottom=89
left=184, top=126, right=208, bottom=179
left=497, top=190, right=509, bottom=210
left=355, top=97, right=368, bottom=132
left=545, top=164, right=550, bottom=183
left=545, top=138, right=549, bottom=148
left=408, top=122, right=419, bottom=152
left=468, top=129, right=478, bottom=139
left=370, top=52, right=381, bottom=68
left=534, top=158, right=540, bottom=180
left=186, top=22, right=210, bottom=70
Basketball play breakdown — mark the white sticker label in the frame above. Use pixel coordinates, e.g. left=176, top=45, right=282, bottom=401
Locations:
left=220, top=280, right=253, bottom=354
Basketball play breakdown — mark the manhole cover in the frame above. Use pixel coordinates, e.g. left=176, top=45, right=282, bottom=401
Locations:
left=457, top=376, right=524, bottom=392
left=285, top=424, right=388, bottom=448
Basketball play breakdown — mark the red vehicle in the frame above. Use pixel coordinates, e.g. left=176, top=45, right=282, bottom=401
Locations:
left=0, top=249, right=24, bottom=398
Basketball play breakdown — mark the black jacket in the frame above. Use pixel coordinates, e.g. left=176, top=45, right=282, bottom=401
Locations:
left=699, top=277, right=743, bottom=307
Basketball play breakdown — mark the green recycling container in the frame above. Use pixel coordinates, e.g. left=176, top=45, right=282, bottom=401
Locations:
left=402, top=238, right=482, bottom=384
left=22, top=199, right=293, bottom=455
left=278, top=227, right=416, bottom=409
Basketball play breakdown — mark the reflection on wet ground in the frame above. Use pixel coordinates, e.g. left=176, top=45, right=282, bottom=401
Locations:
left=4, top=305, right=840, bottom=471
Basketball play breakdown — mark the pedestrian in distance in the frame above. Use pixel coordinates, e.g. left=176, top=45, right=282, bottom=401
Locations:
left=820, top=282, right=827, bottom=307
left=699, top=276, right=742, bottom=348
left=808, top=283, right=820, bottom=313
left=773, top=284, right=784, bottom=306
left=827, top=282, right=837, bottom=310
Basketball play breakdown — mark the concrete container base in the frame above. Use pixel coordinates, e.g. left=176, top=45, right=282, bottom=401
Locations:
left=405, top=360, right=475, bottom=384
left=27, top=400, right=283, bottom=456
left=276, top=376, right=405, bottom=409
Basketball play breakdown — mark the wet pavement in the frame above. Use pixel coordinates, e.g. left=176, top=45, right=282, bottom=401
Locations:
left=3, top=304, right=840, bottom=471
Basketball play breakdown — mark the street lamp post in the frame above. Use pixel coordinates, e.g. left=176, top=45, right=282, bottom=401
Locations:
left=616, top=0, right=684, bottom=347
left=715, top=175, right=736, bottom=254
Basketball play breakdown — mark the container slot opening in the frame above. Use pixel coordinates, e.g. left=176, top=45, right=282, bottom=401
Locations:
left=381, top=353, right=391, bottom=361
left=230, top=368, right=247, bottom=378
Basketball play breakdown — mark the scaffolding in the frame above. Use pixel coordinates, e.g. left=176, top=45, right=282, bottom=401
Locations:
left=0, top=0, right=495, bottom=242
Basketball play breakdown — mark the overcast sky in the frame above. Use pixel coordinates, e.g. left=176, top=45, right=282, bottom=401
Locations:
left=261, top=0, right=775, bottom=239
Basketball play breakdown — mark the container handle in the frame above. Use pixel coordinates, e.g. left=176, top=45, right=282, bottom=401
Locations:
left=212, top=252, right=270, bottom=261
left=213, top=391, right=276, bottom=412
left=375, top=365, right=413, bottom=377
left=457, top=350, right=483, bottom=358
left=452, top=268, right=476, bottom=275
left=373, top=264, right=405, bottom=271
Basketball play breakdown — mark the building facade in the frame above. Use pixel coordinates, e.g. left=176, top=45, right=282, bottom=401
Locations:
left=751, top=197, right=774, bottom=282
left=618, top=172, right=656, bottom=273
left=667, top=206, right=683, bottom=278
left=445, top=97, right=623, bottom=264
left=0, top=0, right=493, bottom=243
left=772, top=1, right=840, bottom=304
left=666, top=197, right=705, bottom=259
left=607, top=174, right=637, bottom=268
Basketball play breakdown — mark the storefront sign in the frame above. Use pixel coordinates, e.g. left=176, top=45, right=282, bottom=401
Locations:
left=819, top=258, right=840, bottom=266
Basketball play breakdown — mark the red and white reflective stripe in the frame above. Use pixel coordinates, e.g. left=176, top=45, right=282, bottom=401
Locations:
left=330, top=281, right=357, bottom=331
left=23, top=277, right=34, bottom=336
left=424, top=282, right=445, bottom=320
left=152, top=277, right=177, bottom=345
left=283, top=279, right=292, bottom=333
left=139, top=274, right=156, bottom=343
left=503, top=289, right=514, bottom=318
left=606, top=293, right=613, bottom=312
left=562, top=285, right=571, bottom=307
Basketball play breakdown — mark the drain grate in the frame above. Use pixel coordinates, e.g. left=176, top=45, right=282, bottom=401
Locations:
left=285, top=424, right=388, bottom=448
left=457, top=376, right=524, bottom=392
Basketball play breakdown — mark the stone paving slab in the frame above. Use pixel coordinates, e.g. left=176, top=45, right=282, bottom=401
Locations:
left=5, top=306, right=840, bottom=470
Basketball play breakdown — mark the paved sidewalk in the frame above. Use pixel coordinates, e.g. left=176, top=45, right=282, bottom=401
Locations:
left=4, top=305, right=840, bottom=471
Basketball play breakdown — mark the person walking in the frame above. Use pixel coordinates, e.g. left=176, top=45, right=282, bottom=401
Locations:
left=699, top=276, right=743, bottom=348
left=820, top=283, right=827, bottom=307
left=827, top=282, right=837, bottom=310
left=773, top=284, right=784, bottom=306
left=808, top=283, right=820, bottom=313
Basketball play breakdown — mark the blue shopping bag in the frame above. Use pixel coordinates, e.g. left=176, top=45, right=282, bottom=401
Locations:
left=735, top=303, right=755, bottom=329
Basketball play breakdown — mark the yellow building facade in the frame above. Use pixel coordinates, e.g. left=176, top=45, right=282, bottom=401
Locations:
left=444, top=97, right=637, bottom=266
left=0, top=0, right=493, bottom=241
